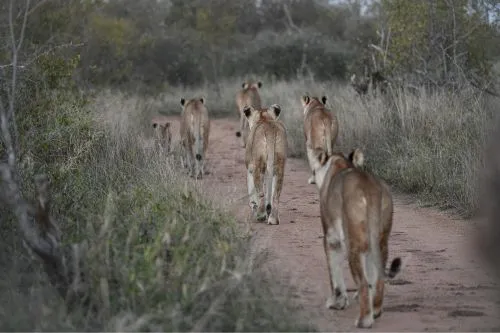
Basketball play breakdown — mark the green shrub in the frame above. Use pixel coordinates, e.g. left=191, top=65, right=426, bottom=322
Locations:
left=0, top=90, right=316, bottom=332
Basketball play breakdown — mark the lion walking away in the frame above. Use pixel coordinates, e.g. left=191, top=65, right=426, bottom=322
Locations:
left=236, top=80, right=263, bottom=148
left=179, top=97, right=210, bottom=179
left=313, top=148, right=402, bottom=329
left=151, top=117, right=172, bottom=153
left=243, top=104, right=287, bottom=225
left=301, top=95, right=339, bottom=185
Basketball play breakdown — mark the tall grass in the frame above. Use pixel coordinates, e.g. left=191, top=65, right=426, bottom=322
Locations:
left=0, top=89, right=315, bottom=331
left=151, top=77, right=498, bottom=216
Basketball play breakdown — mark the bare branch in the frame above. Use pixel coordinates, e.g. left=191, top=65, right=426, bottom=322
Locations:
left=282, top=3, right=301, bottom=34
left=16, top=41, right=85, bottom=69
left=0, top=0, right=89, bottom=308
left=0, top=164, right=90, bottom=306
left=0, top=98, right=16, bottom=169
left=6, top=0, right=31, bottom=158
left=0, top=165, right=59, bottom=257
left=17, top=0, right=31, bottom=53
left=0, top=64, right=26, bottom=69
left=27, top=0, right=49, bottom=17
left=368, top=44, right=394, bottom=61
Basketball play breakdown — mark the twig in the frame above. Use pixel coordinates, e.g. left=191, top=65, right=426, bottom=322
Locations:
left=282, top=3, right=301, bottom=34
left=7, top=0, right=31, bottom=163
left=0, top=0, right=85, bottom=306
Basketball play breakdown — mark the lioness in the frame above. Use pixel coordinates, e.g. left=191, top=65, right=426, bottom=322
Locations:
left=236, top=80, right=262, bottom=148
left=151, top=119, right=172, bottom=153
left=179, top=97, right=210, bottom=179
left=301, top=95, right=338, bottom=185
left=244, top=104, right=287, bottom=225
left=314, top=148, right=402, bottom=329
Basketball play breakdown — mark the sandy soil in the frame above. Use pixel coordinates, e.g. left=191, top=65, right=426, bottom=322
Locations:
left=163, top=117, right=500, bottom=332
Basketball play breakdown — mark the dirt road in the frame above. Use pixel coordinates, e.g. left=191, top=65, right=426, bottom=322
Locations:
left=166, top=117, right=500, bottom=331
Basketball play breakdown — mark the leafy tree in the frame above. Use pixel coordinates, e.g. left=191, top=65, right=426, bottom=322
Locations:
left=379, top=0, right=499, bottom=86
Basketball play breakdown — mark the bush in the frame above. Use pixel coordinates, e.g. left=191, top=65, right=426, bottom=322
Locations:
left=222, top=31, right=353, bottom=82
left=0, top=89, right=316, bottom=331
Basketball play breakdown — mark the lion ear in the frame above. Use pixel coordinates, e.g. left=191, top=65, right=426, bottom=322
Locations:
left=270, top=104, right=281, bottom=119
left=243, top=106, right=252, bottom=118
left=318, top=152, right=329, bottom=166
left=242, top=82, right=249, bottom=89
left=349, top=148, right=364, bottom=167
left=301, top=95, right=310, bottom=106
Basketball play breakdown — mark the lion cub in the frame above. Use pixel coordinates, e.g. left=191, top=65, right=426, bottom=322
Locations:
left=243, top=105, right=287, bottom=225
left=301, top=95, right=338, bottom=185
left=314, top=148, right=402, bottom=329
left=236, top=80, right=263, bottom=148
left=152, top=119, right=172, bottom=153
left=179, top=97, right=210, bottom=179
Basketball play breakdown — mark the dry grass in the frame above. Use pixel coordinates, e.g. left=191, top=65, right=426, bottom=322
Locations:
left=0, top=89, right=315, bottom=331
left=151, top=77, right=498, bottom=216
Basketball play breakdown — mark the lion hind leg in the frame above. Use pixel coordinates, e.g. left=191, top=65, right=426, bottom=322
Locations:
left=348, top=251, right=362, bottom=302
left=306, top=145, right=322, bottom=185
left=238, top=114, right=248, bottom=147
left=236, top=112, right=244, bottom=138
left=267, top=160, right=284, bottom=225
left=186, top=143, right=195, bottom=177
left=254, top=165, right=266, bottom=221
left=247, top=167, right=257, bottom=212
left=242, top=120, right=249, bottom=148
left=324, top=223, right=349, bottom=310
left=354, top=251, right=377, bottom=329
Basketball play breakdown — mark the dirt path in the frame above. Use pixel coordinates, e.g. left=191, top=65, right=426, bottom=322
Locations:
left=166, top=117, right=500, bottom=331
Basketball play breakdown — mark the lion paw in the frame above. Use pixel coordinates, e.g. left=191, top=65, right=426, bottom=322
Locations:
left=249, top=201, right=258, bottom=211
left=267, top=215, right=279, bottom=225
left=325, top=293, right=349, bottom=310
left=355, top=314, right=374, bottom=329
left=256, top=211, right=268, bottom=222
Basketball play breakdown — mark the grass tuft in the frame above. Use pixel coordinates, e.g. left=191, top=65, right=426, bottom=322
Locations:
left=0, top=88, right=316, bottom=332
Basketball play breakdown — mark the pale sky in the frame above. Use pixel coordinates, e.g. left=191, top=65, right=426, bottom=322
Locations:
left=327, top=0, right=498, bottom=23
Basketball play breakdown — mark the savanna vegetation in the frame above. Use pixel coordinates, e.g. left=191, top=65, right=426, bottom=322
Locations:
left=0, top=0, right=499, bottom=330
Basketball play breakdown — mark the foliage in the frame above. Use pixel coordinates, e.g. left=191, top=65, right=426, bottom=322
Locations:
left=0, top=90, right=316, bottom=331
left=380, top=0, right=499, bottom=86
left=1, top=0, right=499, bottom=92
left=85, top=13, right=139, bottom=85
